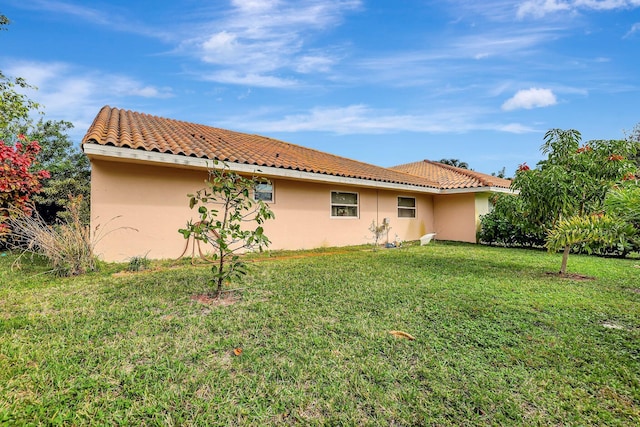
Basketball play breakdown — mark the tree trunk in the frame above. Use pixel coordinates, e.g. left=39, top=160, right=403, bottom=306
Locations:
left=560, top=245, right=570, bottom=275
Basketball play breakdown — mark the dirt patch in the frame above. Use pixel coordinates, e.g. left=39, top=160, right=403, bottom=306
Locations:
left=545, top=272, right=595, bottom=281
left=190, top=292, right=240, bottom=307
left=601, top=322, right=626, bottom=330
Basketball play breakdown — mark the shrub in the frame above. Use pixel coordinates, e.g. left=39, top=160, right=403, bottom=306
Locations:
left=1, top=134, right=50, bottom=239
left=127, top=254, right=151, bottom=272
left=6, top=196, right=97, bottom=276
left=368, top=218, right=390, bottom=249
left=478, top=194, right=545, bottom=248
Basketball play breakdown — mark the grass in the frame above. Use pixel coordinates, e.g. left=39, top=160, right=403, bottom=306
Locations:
left=1, top=242, right=639, bottom=425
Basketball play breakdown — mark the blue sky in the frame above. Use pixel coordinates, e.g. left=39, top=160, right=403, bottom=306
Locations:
left=2, top=0, right=639, bottom=176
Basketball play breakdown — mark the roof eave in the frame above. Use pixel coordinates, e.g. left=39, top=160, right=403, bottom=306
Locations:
left=438, top=186, right=516, bottom=195
left=83, top=143, right=447, bottom=194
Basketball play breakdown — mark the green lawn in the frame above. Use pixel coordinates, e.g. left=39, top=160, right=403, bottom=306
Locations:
left=1, top=243, right=639, bottom=426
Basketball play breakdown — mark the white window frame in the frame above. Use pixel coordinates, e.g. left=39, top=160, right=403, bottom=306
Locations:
left=397, top=196, right=416, bottom=218
left=330, top=191, right=359, bottom=218
left=253, top=181, right=274, bottom=203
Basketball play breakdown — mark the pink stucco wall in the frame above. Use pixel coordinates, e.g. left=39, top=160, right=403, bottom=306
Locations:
left=90, top=159, right=437, bottom=261
left=260, top=180, right=434, bottom=250
left=90, top=160, right=208, bottom=261
left=432, top=193, right=478, bottom=243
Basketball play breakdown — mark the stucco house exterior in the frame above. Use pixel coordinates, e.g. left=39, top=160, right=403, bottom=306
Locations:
left=82, top=106, right=512, bottom=262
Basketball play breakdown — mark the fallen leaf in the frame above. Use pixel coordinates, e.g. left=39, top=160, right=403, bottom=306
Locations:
left=389, top=330, right=416, bottom=340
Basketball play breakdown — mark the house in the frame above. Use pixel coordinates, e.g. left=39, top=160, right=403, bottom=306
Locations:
left=82, top=106, right=512, bottom=262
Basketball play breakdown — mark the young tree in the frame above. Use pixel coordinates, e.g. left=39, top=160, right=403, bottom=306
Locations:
left=179, top=165, right=274, bottom=297
left=512, top=129, right=637, bottom=274
left=546, top=213, right=636, bottom=269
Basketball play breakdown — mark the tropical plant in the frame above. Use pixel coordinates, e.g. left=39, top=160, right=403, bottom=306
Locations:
left=546, top=214, right=636, bottom=273
left=179, top=165, right=274, bottom=296
left=438, top=158, right=469, bottom=169
left=491, top=166, right=507, bottom=179
left=605, top=180, right=640, bottom=225
left=513, top=129, right=638, bottom=274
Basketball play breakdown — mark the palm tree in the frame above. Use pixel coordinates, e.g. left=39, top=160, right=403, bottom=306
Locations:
left=438, top=158, right=469, bottom=169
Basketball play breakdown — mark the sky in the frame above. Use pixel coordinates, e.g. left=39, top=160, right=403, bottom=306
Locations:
left=1, top=0, right=639, bottom=176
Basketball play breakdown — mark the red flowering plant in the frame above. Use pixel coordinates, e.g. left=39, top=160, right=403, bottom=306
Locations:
left=0, top=134, right=50, bottom=236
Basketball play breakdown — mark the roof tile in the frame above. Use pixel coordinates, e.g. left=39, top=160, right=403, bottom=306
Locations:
left=82, top=106, right=510, bottom=191
left=82, top=106, right=440, bottom=188
left=390, top=160, right=512, bottom=189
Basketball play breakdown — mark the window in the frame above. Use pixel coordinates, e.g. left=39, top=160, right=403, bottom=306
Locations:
left=397, top=196, right=416, bottom=218
left=331, top=191, right=358, bottom=217
left=254, top=182, right=274, bottom=202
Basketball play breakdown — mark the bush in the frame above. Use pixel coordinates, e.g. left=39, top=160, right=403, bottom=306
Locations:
left=478, top=194, right=545, bottom=248
left=6, top=196, right=97, bottom=276
left=127, top=254, right=151, bottom=272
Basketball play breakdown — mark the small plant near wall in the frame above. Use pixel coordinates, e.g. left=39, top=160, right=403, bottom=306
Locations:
left=126, top=253, right=151, bottom=272
left=369, top=218, right=391, bottom=249
left=179, top=164, right=274, bottom=297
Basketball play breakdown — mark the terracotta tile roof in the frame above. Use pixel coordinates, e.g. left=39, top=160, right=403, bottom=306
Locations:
left=82, top=106, right=440, bottom=189
left=390, top=160, right=512, bottom=189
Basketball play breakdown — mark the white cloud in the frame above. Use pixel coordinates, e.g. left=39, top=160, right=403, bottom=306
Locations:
left=517, top=0, right=571, bottom=19
left=295, top=54, right=336, bottom=73
left=502, top=88, right=557, bottom=110
left=574, top=0, right=640, bottom=10
left=349, top=25, right=562, bottom=89
left=182, top=0, right=361, bottom=85
left=217, top=104, right=537, bottom=135
left=231, top=0, right=281, bottom=13
left=201, top=71, right=298, bottom=88
left=624, top=22, right=640, bottom=38
left=497, top=123, right=538, bottom=133
left=517, top=0, right=640, bottom=18
left=2, top=60, right=174, bottom=139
